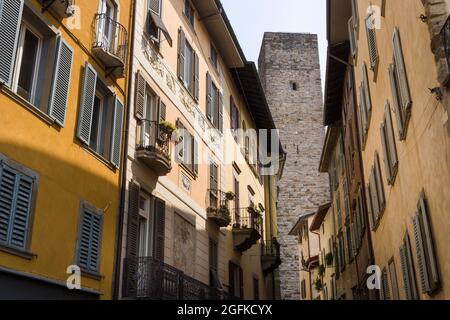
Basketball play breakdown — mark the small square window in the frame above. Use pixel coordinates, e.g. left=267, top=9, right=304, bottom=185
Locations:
left=291, top=82, right=298, bottom=91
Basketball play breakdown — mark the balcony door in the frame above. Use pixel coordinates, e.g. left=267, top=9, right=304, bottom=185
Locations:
left=143, top=90, right=159, bottom=147
left=138, top=193, right=153, bottom=257
left=98, top=0, right=117, bottom=51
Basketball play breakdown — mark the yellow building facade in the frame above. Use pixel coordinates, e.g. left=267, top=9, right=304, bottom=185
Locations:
left=0, top=0, right=130, bottom=299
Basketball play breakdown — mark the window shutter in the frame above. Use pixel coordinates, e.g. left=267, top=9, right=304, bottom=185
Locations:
left=368, top=170, right=379, bottom=224
left=177, top=28, right=185, bottom=81
left=218, top=91, right=223, bottom=132
left=193, top=138, right=198, bottom=175
left=126, top=181, right=140, bottom=257
left=380, top=120, right=391, bottom=181
left=389, top=64, right=405, bottom=138
left=393, top=28, right=411, bottom=111
left=78, top=211, right=102, bottom=272
left=348, top=17, right=357, bottom=57
left=413, top=213, right=429, bottom=294
left=228, top=261, right=235, bottom=296
left=154, top=197, right=165, bottom=261
left=206, top=72, right=212, bottom=121
left=0, top=0, right=24, bottom=87
left=158, top=100, right=167, bottom=141
left=110, top=96, right=124, bottom=168
left=385, top=103, right=398, bottom=169
left=359, top=86, right=367, bottom=136
left=77, top=63, right=98, bottom=145
left=351, top=0, right=359, bottom=30
left=194, top=51, right=199, bottom=101
left=0, top=165, right=13, bottom=244
left=135, top=71, right=146, bottom=119
left=374, top=153, right=385, bottom=212
left=49, top=37, right=74, bottom=126
left=230, top=96, right=236, bottom=130
left=365, top=14, right=378, bottom=70
left=239, top=266, right=244, bottom=299
left=149, top=0, right=161, bottom=15
left=381, top=269, right=390, bottom=300
left=400, top=234, right=419, bottom=300
left=176, top=121, right=185, bottom=163
left=362, top=64, right=372, bottom=116
left=399, top=243, right=411, bottom=299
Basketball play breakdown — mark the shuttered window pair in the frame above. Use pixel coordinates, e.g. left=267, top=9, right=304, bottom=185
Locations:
left=178, top=28, right=199, bottom=100
left=126, top=181, right=165, bottom=261
left=77, top=207, right=103, bottom=273
left=206, top=72, right=223, bottom=132
left=365, top=10, right=379, bottom=72
left=77, top=63, right=124, bottom=168
left=412, top=192, right=440, bottom=295
left=0, top=159, right=37, bottom=251
left=389, top=28, right=412, bottom=140
left=366, top=153, right=385, bottom=229
left=176, top=121, right=198, bottom=176
left=399, top=233, right=419, bottom=300
left=0, top=0, right=73, bottom=126
left=380, top=102, right=399, bottom=185
left=358, top=64, right=372, bottom=148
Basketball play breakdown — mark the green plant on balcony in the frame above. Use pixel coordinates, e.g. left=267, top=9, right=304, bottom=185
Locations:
left=207, top=206, right=218, bottom=214
left=318, top=264, right=326, bottom=277
left=225, top=191, right=235, bottom=201
left=159, top=120, right=177, bottom=135
left=218, top=205, right=231, bottom=222
left=314, top=278, right=323, bottom=292
left=325, top=252, right=333, bottom=266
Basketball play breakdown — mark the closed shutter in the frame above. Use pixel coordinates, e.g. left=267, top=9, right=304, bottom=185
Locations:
left=110, top=97, right=124, bottom=168
left=234, top=178, right=240, bottom=222
left=194, top=51, right=199, bottom=101
left=239, top=266, right=244, bottom=299
left=385, top=102, right=398, bottom=171
left=78, top=211, right=102, bottom=272
left=0, top=0, right=24, bottom=86
left=149, top=0, right=161, bottom=15
left=157, top=100, right=166, bottom=140
left=413, top=213, right=429, bottom=294
left=206, top=72, right=212, bottom=121
left=126, top=181, right=140, bottom=257
left=348, top=17, right=357, bottom=57
left=176, top=121, right=185, bottom=163
left=351, top=0, right=359, bottom=30
left=380, top=119, right=391, bottom=181
left=362, top=64, right=372, bottom=116
left=210, top=163, right=218, bottom=191
left=77, top=63, right=98, bottom=145
left=400, top=234, right=419, bottom=300
left=0, top=164, right=33, bottom=249
left=153, top=197, right=165, bottom=261
left=228, top=261, right=235, bottom=297
left=365, top=14, right=378, bottom=70
left=393, top=28, right=411, bottom=111
left=177, top=28, right=185, bottom=81
left=368, top=170, right=378, bottom=225
left=218, top=91, right=223, bottom=132
left=135, top=71, right=146, bottom=119
left=193, top=138, right=198, bottom=175
left=359, top=86, right=367, bottom=141
left=381, top=269, right=390, bottom=300
left=374, top=153, right=385, bottom=212
left=49, top=37, right=74, bottom=126
left=388, top=64, right=404, bottom=138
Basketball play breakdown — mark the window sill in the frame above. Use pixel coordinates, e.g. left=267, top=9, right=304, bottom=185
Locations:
left=0, top=244, right=37, bottom=261
left=179, top=162, right=197, bottom=180
left=178, top=77, right=199, bottom=105
left=79, top=143, right=118, bottom=172
left=0, top=85, right=60, bottom=129
left=81, top=269, right=104, bottom=281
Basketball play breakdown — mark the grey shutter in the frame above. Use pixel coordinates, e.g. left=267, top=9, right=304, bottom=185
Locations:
left=381, top=269, right=390, bottom=300
left=230, top=96, right=236, bottom=130
left=135, top=71, right=146, bottom=119
left=158, top=100, right=166, bottom=140
left=365, top=14, right=378, bottom=70
left=405, top=234, right=419, bottom=300
left=126, top=181, right=140, bottom=257
left=385, top=102, right=398, bottom=178
left=149, top=0, right=161, bottom=15
left=178, top=28, right=185, bottom=81
left=348, top=17, right=357, bottom=57
left=413, top=213, right=429, bottom=294
left=380, top=120, right=391, bottom=184
left=374, top=153, right=385, bottom=211
left=399, top=243, right=411, bottom=299
left=0, top=164, right=13, bottom=244
left=368, top=170, right=379, bottom=225
left=351, top=0, right=359, bottom=30
left=193, top=138, right=198, bottom=175
left=176, top=121, right=185, bottom=163
left=0, top=0, right=24, bottom=87
left=154, top=197, right=165, bottom=261
left=78, top=211, right=102, bottom=272
left=110, top=97, right=124, bottom=168
left=362, top=64, right=372, bottom=115
left=206, top=72, right=212, bottom=121
left=194, top=51, right=199, bottom=101
left=218, top=91, right=223, bottom=132
left=400, top=234, right=419, bottom=300
left=393, top=28, right=411, bottom=111
left=49, top=37, right=74, bottom=126
left=359, top=86, right=367, bottom=140
left=77, top=63, right=97, bottom=145
left=389, top=64, right=405, bottom=139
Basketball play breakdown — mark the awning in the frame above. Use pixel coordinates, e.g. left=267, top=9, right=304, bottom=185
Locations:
left=149, top=10, right=173, bottom=47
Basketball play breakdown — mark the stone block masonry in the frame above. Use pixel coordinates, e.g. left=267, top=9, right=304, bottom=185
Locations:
left=258, top=33, right=330, bottom=300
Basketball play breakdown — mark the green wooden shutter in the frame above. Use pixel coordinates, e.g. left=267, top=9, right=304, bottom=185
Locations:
left=206, top=72, right=212, bottom=121
left=135, top=71, right=146, bottom=119
left=77, top=63, right=98, bottom=145
left=126, top=181, right=140, bottom=258
left=78, top=210, right=103, bottom=272
left=49, top=37, right=74, bottom=126
left=178, top=28, right=185, bottom=81
left=0, top=0, right=24, bottom=87
left=153, top=197, right=166, bottom=261
left=110, top=96, right=124, bottom=168
left=393, top=28, right=411, bottom=112
left=194, top=51, right=199, bottom=101
left=158, top=100, right=167, bottom=141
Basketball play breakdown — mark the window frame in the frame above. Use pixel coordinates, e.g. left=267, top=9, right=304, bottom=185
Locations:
left=183, top=0, right=195, bottom=29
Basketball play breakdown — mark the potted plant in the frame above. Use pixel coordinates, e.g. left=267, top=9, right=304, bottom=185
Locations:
left=159, top=120, right=177, bottom=135
left=325, top=252, right=333, bottom=266
left=218, top=205, right=231, bottom=222
left=318, top=264, right=326, bottom=277
left=314, top=278, right=323, bottom=292
left=206, top=206, right=218, bottom=214
left=225, top=191, right=235, bottom=201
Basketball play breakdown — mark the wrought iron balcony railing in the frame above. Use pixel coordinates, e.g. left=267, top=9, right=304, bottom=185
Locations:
left=122, top=256, right=238, bottom=300
left=206, top=189, right=231, bottom=227
left=261, top=239, right=282, bottom=275
left=232, top=206, right=263, bottom=234
left=92, top=13, right=128, bottom=77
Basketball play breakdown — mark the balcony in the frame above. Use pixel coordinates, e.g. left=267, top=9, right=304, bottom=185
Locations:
left=40, top=0, right=75, bottom=18
left=206, top=190, right=232, bottom=227
left=122, top=256, right=238, bottom=300
left=136, top=121, right=172, bottom=176
left=261, top=239, right=282, bottom=276
left=92, top=13, right=128, bottom=78
left=232, top=206, right=262, bottom=253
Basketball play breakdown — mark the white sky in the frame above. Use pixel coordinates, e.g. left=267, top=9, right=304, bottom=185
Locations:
left=221, top=0, right=327, bottom=91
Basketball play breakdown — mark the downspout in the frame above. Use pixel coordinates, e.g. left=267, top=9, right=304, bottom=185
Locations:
left=113, top=0, right=136, bottom=300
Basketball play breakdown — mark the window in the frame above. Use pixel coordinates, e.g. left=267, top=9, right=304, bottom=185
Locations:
left=209, top=239, right=222, bottom=289
left=1, top=3, right=74, bottom=125
left=389, top=28, right=412, bottom=140
left=348, top=16, right=358, bottom=58
left=358, top=63, right=372, bottom=148
left=354, top=186, right=365, bottom=248
left=0, top=156, right=37, bottom=252
left=365, top=9, right=379, bottom=72
left=178, top=28, right=199, bottom=100
left=77, top=63, right=124, bottom=167
left=399, top=233, right=419, bottom=300
left=291, top=82, right=298, bottom=91
left=253, top=276, right=259, bottom=300
left=210, top=43, right=218, bottom=69
left=230, top=96, right=240, bottom=141
left=229, top=261, right=243, bottom=299
left=77, top=205, right=103, bottom=273
left=366, top=152, right=385, bottom=229
left=234, top=176, right=240, bottom=223
left=207, top=73, right=223, bottom=131
left=176, top=121, right=198, bottom=176
left=380, top=102, right=398, bottom=185
left=301, top=279, right=307, bottom=299
left=209, top=162, right=219, bottom=208
left=346, top=224, right=353, bottom=262
left=183, top=0, right=195, bottom=28
left=412, top=192, right=440, bottom=295
left=388, top=259, right=400, bottom=300
left=98, top=0, right=117, bottom=47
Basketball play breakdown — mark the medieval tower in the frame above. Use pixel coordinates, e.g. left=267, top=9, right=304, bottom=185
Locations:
left=258, top=33, right=329, bottom=300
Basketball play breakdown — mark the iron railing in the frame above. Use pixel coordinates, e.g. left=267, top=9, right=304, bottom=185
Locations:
left=442, top=15, right=450, bottom=74
left=261, top=239, right=281, bottom=257
left=122, top=256, right=238, bottom=300
left=137, top=120, right=171, bottom=158
left=206, top=189, right=231, bottom=225
left=92, top=13, right=128, bottom=64
left=232, top=206, right=263, bottom=235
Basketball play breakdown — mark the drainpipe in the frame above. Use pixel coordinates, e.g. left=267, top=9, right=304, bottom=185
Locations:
left=112, top=0, right=136, bottom=300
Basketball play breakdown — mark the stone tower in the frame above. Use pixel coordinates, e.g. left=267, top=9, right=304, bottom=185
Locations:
left=258, top=33, right=329, bottom=300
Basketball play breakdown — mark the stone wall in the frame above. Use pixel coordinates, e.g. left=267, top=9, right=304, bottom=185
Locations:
left=258, top=33, right=330, bottom=300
